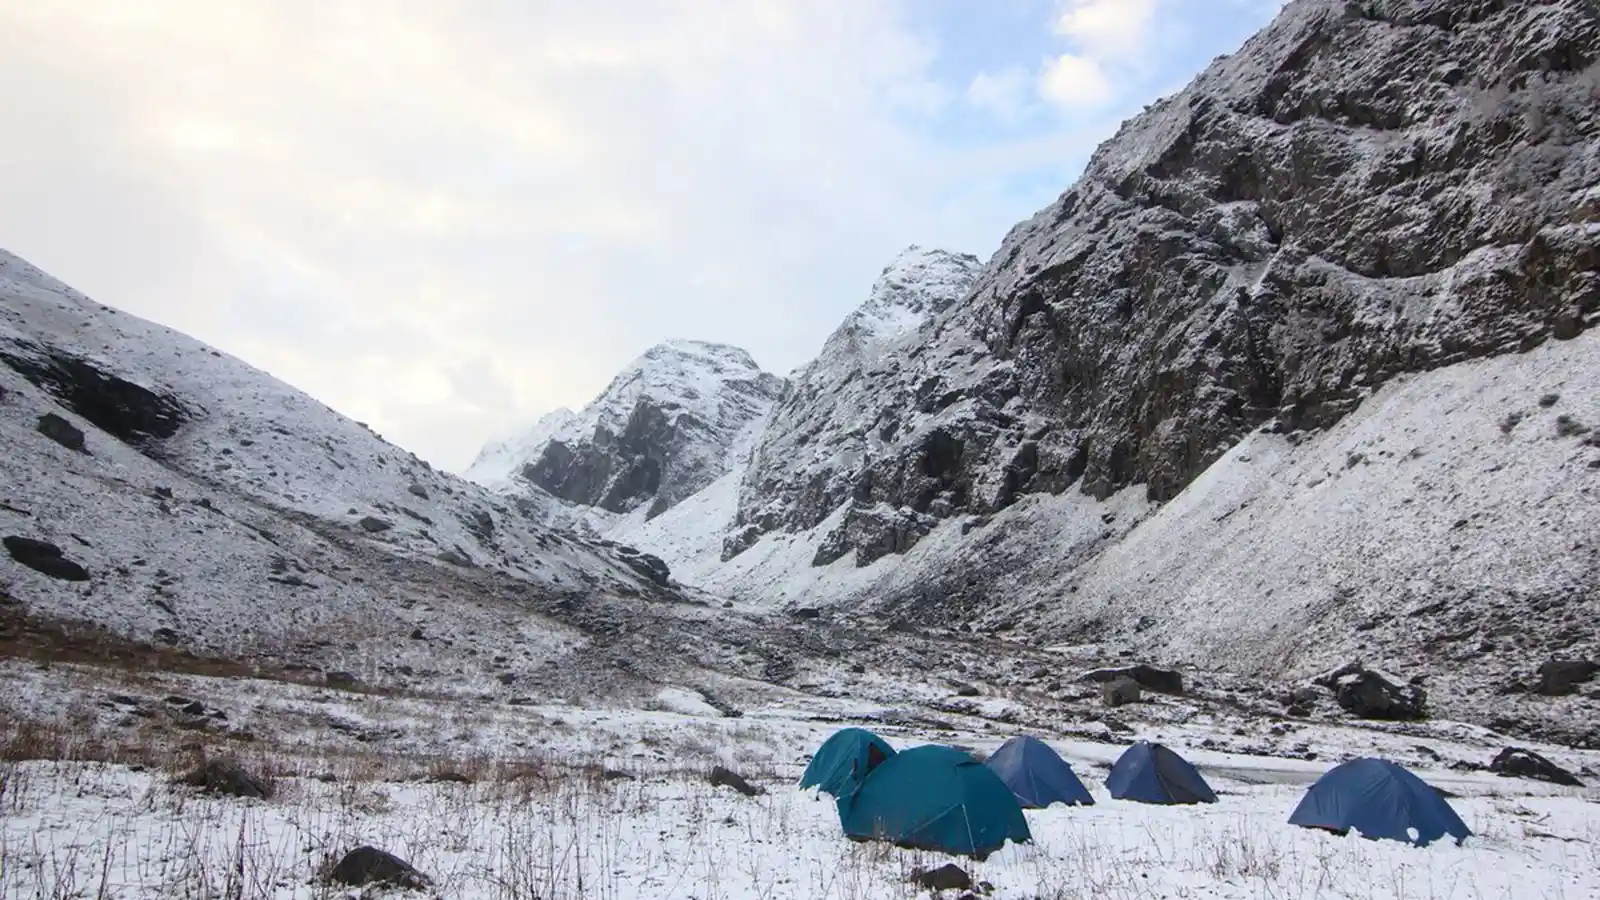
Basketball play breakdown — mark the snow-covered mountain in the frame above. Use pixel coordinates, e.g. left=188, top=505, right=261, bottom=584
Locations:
left=465, top=341, right=785, bottom=522
left=725, top=245, right=983, bottom=562
left=532, top=0, right=1600, bottom=740
left=0, top=247, right=695, bottom=696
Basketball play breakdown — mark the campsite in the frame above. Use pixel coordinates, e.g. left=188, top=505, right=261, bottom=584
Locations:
left=2, top=656, right=1595, bottom=898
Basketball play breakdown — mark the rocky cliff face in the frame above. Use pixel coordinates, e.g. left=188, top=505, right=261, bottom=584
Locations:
left=726, top=0, right=1600, bottom=567
left=468, top=341, right=786, bottom=520
left=727, top=247, right=983, bottom=564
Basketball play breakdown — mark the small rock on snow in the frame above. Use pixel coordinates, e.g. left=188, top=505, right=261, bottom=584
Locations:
left=708, top=765, right=762, bottom=797
left=1489, top=747, right=1584, bottom=787
left=35, top=413, right=86, bottom=452
left=326, top=846, right=431, bottom=890
left=2, top=535, right=90, bottom=581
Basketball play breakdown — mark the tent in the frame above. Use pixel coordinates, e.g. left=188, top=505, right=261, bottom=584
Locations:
left=836, top=745, right=1031, bottom=858
left=985, top=736, right=1095, bottom=808
left=1288, top=758, right=1471, bottom=847
left=1106, top=741, right=1217, bottom=805
left=799, top=728, right=896, bottom=798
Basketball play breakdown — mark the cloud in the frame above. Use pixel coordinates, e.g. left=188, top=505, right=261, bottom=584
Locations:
left=1052, top=0, right=1160, bottom=60
left=966, top=67, right=1031, bottom=120
left=0, top=0, right=1286, bottom=472
left=1038, top=54, right=1116, bottom=110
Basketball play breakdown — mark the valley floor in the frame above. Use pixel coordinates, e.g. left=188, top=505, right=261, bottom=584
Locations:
left=2, top=658, right=1596, bottom=900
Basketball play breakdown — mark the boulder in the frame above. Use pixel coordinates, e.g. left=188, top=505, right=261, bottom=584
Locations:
left=1489, top=748, right=1584, bottom=787
left=36, top=413, right=86, bottom=452
left=357, top=516, right=393, bottom=533
left=708, top=765, right=762, bottom=797
left=1081, top=664, right=1184, bottom=695
left=1534, top=659, right=1599, bottom=696
left=326, top=846, right=431, bottom=890
left=1315, top=663, right=1426, bottom=721
left=2, top=536, right=90, bottom=581
left=909, top=863, right=971, bottom=892
left=1102, top=677, right=1142, bottom=707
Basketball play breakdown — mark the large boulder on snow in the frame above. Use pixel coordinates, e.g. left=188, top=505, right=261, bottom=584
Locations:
left=1315, top=663, right=1426, bottom=721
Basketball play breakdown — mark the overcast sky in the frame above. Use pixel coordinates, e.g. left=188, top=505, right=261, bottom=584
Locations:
left=0, top=0, right=1284, bottom=473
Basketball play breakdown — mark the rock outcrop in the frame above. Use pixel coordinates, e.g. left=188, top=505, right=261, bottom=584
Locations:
left=470, top=341, right=785, bottom=520
left=727, top=0, right=1600, bottom=564
left=729, top=246, right=983, bottom=559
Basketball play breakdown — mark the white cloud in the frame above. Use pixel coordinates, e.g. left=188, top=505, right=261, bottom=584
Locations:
left=0, top=0, right=1065, bottom=472
left=966, top=67, right=1030, bottom=120
left=1038, top=53, right=1115, bottom=110
left=1053, top=0, right=1160, bottom=60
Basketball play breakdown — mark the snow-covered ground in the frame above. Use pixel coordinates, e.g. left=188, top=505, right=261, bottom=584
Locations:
left=3, top=664, right=1596, bottom=900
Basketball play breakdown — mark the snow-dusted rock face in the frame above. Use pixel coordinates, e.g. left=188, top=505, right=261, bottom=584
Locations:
left=468, top=341, right=785, bottom=520
left=726, top=0, right=1600, bottom=568
left=728, top=246, right=982, bottom=562
left=0, top=247, right=682, bottom=676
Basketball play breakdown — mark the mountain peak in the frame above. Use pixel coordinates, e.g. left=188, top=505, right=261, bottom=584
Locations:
left=466, top=339, right=785, bottom=517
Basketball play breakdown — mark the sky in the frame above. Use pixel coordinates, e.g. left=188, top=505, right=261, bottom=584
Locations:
left=0, top=0, right=1285, bottom=473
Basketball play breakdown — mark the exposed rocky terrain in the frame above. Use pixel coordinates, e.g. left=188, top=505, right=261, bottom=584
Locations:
left=731, top=0, right=1599, bottom=560
left=502, top=0, right=1600, bottom=743
left=467, top=341, right=785, bottom=520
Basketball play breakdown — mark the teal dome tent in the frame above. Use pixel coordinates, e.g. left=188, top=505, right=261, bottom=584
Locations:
left=836, top=745, right=1031, bottom=859
left=799, top=728, right=896, bottom=798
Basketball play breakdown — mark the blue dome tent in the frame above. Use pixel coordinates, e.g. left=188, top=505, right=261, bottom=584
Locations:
left=1289, top=758, right=1471, bottom=847
left=1106, top=741, right=1217, bottom=805
left=985, top=736, right=1095, bottom=808
left=799, top=728, right=895, bottom=798
left=836, top=745, right=1031, bottom=859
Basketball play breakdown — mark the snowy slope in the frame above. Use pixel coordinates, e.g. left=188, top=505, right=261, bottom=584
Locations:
left=466, top=340, right=785, bottom=519
left=0, top=247, right=683, bottom=686
left=692, top=328, right=1600, bottom=737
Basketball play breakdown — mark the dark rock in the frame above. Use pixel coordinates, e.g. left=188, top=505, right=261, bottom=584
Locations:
left=326, top=846, right=430, bottom=890
left=953, top=682, right=981, bottom=697
left=601, top=768, right=635, bottom=781
left=407, top=483, right=429, bottom=499
left=357, top=516, right=393, bottom=533
left=437, top=549, right=474, bottom=568
left=3, top=536, right=90, bottom=581
left=1489, top=747, right=1583, bottom=787
left=1539, top=393, right=1561, bottom=408
left=1, top=345, right=190, bottom=446
left=790, top=607, right=822, bottom=620
left=1082, top=664, right=1184, bottom=695
left=618, top=550, right=671, bottom=586
left=1316, top=663, right=1426, bottom=721
left=909, top=863, right=972, bottom=892
left=1102, top=677, right=1141, bottom=707
left=708, top=765, right=762, bottom=797
left=1535, top=658, right=1599, bottom=696
left=409, top=628, right=426, bottom=640
left=177, top=758, right=273, bottom=799
left=36, top=413, right=86, bottom=452
left=1555, top=415, right=1591, bottom=438
left=324, top=671, right=358, bottom=689
left=464, top=508, right=495, bottom=541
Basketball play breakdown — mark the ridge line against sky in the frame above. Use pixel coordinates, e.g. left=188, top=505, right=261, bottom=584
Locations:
left=0, top=0, right=1286, bottom=472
